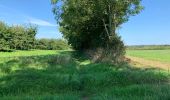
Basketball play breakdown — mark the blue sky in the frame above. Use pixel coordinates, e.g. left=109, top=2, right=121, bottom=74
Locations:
left=0, top=0, right=61, bottom=39
left=0, top=0, right=170, bottom=45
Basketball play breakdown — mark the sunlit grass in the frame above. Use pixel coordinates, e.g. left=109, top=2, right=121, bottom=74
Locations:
left=126, top=50, right=170, bottom=63
left=0, top=50, right=170, bottom=99
left=0, top=50, right=66, bottom=58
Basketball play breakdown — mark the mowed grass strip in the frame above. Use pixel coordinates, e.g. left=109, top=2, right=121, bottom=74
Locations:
left=126, top=50, right=170, bottom=63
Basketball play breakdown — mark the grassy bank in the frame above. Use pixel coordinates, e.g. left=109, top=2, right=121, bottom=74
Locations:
left=0, top=50, right=170, bottom=99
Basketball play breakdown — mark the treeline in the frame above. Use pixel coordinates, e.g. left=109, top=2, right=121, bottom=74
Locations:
left=0, top=21, right=69, bottom=51
left=127, top=45, right=170, bottom=50
left=0, top=21, right=37, bottom=51
left=35, top=39, right=70, bottom=50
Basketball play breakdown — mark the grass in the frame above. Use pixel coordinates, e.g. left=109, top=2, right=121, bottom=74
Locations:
left=0, top=50, right=62, bottom=58
left=126, top=50, right=170, bottom=63
left=0, top=50, right=170, bottom=99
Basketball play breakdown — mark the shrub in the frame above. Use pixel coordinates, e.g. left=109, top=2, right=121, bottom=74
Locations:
left=86, top=35, right=125, bottom=64
left=0, top=21, right=37, bottom=51
left=35, top=39, right=70, bottom=50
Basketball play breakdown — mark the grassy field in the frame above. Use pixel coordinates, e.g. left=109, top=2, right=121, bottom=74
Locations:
left=0, top=50, right=170, bottom=99
left=126, top=50, right=170, bottom=63
left=0, top=50, right=62, bottom=57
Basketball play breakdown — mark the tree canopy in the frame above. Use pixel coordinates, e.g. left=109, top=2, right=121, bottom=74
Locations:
left=0, top=21, right=70, bottom=51
left=0, top=21, right=37, bottom=51
left=52, top=0, right=143, bottom=50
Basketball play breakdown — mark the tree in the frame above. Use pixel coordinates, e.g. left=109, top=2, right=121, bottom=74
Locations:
left=24, top=26, right=37, bottom=50
left=8, top=25, right=37, bottom=50
left=35, top=39, right=69, bottom=50
left=52, top=0, right=143, bottom=50
left=0, top=21, right=10, bottom=51
left=0, top=21, right=37, bottom=51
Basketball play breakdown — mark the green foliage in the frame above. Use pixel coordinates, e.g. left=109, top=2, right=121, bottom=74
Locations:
left=9, top=25, right=37, bottom=50
left=0, top=22, right=10, bottom=51
left=0, top=50, right=169, bottom=99
left=0, top=21, right=37, bottom=51
left=52, top=0, right=143, bottom=63
left=35, top=39, right=70, bottom=50
left=52, top=0, right=143, bottom=50
left=0, top=21, right=70, bottom=51
left=86, top=36, right=125, bottom=63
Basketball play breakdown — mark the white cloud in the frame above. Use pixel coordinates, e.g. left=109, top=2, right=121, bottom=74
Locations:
left=27, top=18, right=57, bottom=27
left=0, top=4, right=58, bottom=27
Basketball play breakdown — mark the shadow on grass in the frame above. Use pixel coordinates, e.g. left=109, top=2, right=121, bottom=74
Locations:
left=0, top=51, right=170, bottom=99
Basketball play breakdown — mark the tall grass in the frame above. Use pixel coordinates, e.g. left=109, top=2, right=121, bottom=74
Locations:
left=0, top=50, right=169, bottom=99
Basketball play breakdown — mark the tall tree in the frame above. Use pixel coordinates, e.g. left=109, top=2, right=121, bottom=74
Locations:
left=9, top=25, right=37, bottom=50
left=52, top=0, right=143, bottom=50
left=0, top=21, right=10, bottom=51
left=0, top=21, right=37, bottom=51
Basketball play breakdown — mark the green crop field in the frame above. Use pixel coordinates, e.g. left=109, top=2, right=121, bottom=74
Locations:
left=126, top=50, right=170, bottom=63
left=0, top=50, right=170, bottom=99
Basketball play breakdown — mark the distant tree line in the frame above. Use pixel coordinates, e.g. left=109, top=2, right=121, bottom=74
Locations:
left=127, top=45, right=170, bottom=50
left=0, top=21, right=69, bottom=51
left=0, top=21, right=37, bottom=51
left=35, top=39, right=70, bottom=50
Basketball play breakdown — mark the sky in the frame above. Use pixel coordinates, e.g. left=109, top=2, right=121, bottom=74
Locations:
left=0, top=0, right=170, bottom=45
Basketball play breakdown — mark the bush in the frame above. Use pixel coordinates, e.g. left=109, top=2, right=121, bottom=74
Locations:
left=0, top=22, right=10, bottom=51
left=35, top=39, right=70, bottom=50
left=0, top=21, right=37, bottom=51
left=0, top=21, right=70, bottom=51
left=86, top=35, right=125, bottom=64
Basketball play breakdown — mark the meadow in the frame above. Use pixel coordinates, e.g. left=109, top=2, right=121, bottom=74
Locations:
left=0, top=50, right=170, bottom=100
left=0, top=50, right=60, bottom=58
left=126, top=50, right=170, bottom=63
